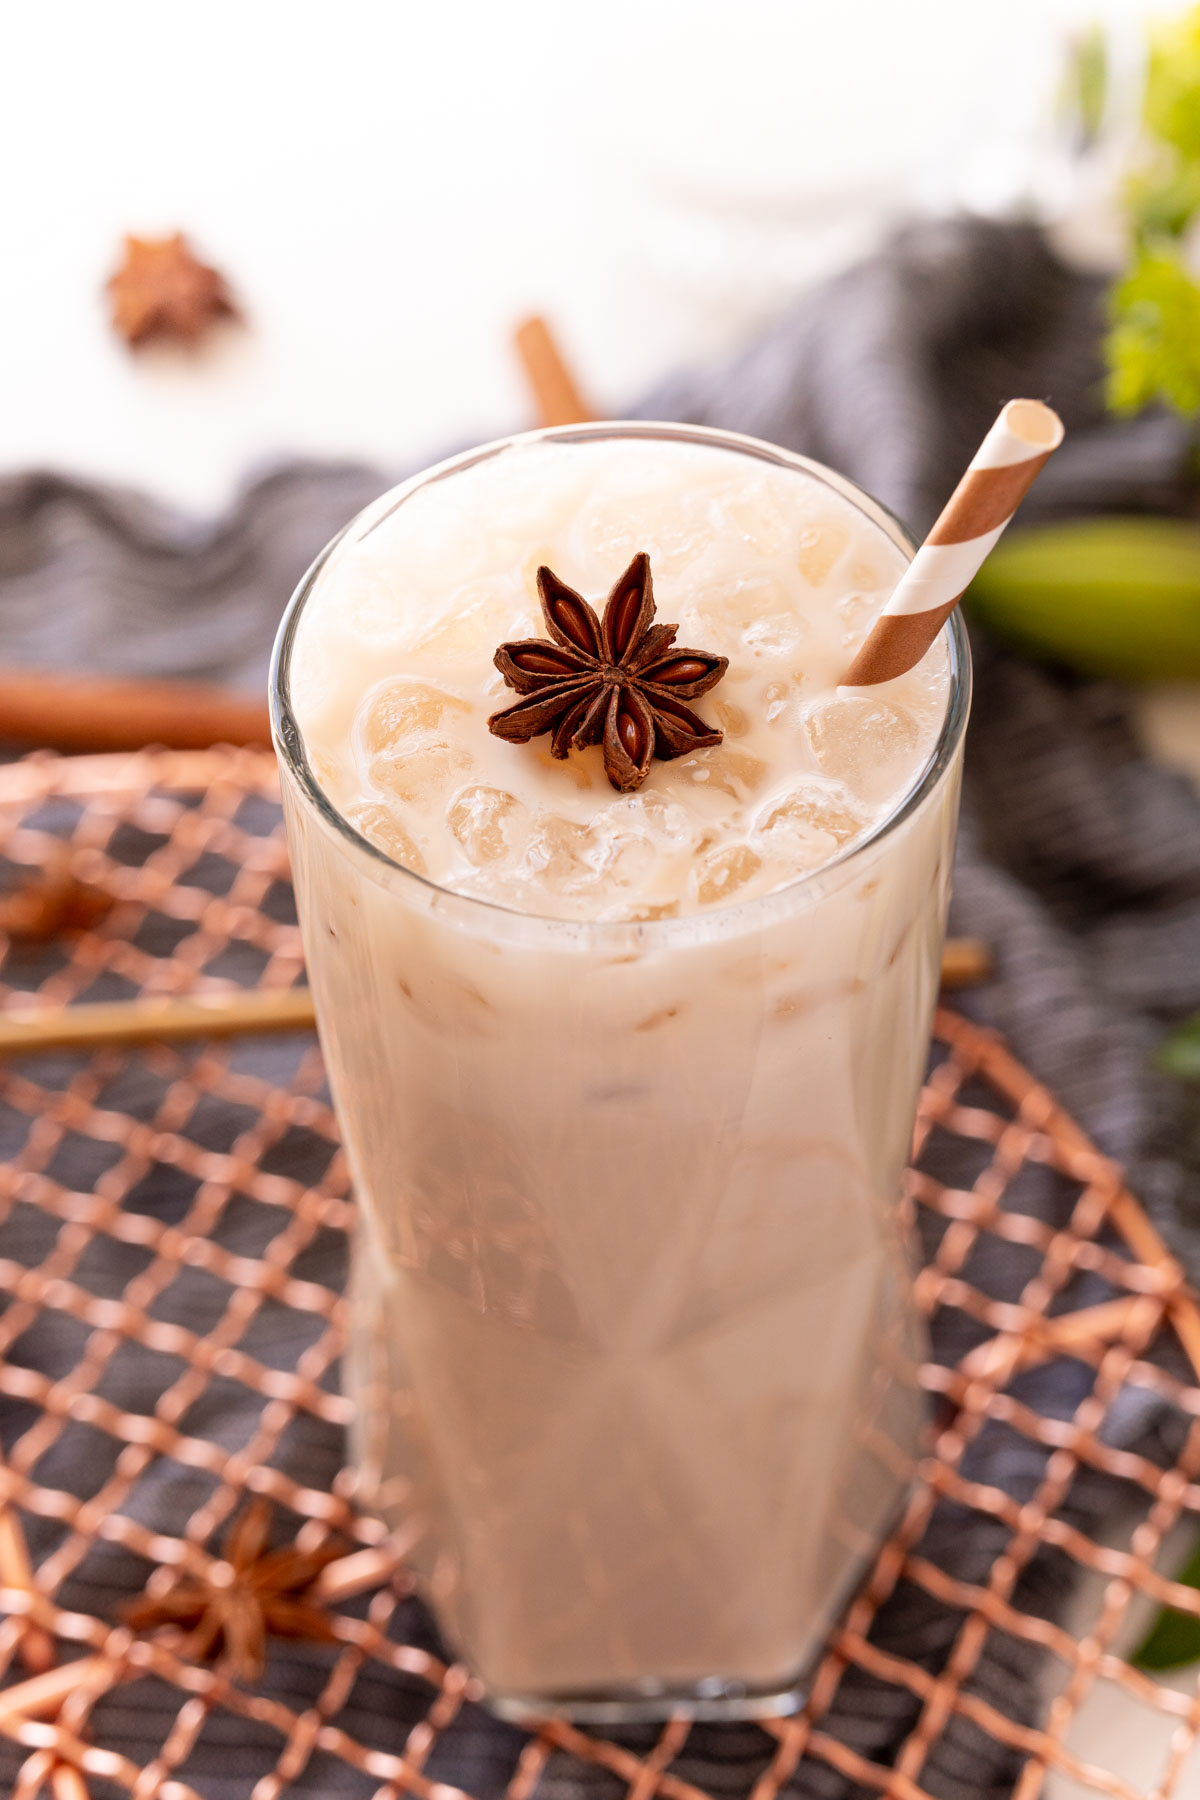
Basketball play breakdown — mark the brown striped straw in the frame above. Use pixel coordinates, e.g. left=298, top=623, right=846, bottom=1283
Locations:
left=841, top=398, right=1064, bottom=687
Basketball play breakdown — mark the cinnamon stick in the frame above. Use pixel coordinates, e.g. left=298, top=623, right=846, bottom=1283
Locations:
left=6, top=322, right=593, bottom=753
left=0, top=988, right=316, bottom=1056
left=0, top=668, right=271, bottom=754
left=938, top=937, right=993, bottom=989
left=513, top=317, right=593, bottom=428
left=0, top=943, right=989, bottom=1057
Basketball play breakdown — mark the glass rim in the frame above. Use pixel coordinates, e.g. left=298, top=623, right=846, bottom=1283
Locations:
left=269, top=420, right=971, bottom=936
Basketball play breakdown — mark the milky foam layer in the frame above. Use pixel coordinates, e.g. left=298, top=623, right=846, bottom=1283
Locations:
left=291, top=434, right=950, bottom=920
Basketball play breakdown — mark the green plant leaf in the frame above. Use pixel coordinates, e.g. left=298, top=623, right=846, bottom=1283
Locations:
left=1144, top=7, right=1200, bottom=162
left=1102, top=4, right=1200, bottom=419
left=1156, top=1012, right=1200, bottom=1080
left=1105, top=248, right=1200, bottom=417
left=1126, top=159, right=1200, bottom=243
left=1133, top=1535, right=1200, bottom=1670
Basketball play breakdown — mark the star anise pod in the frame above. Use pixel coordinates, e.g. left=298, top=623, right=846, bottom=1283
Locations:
left=0, top=867, right=112, bottom=943
left=488, top=552, right=729, bottom=792
left=107, top=233, right=238, bottom=347
left=123, top=1499, right=343, bottom=1682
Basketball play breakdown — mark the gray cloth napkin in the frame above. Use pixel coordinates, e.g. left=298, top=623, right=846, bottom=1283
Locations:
left=3, top=216, right=1200, bottom=1798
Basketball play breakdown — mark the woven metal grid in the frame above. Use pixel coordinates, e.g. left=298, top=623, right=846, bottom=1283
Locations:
left=0, top=748, right=1198, bottom=1800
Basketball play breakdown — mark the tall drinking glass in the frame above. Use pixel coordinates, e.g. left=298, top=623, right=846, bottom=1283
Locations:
left=270, top=424, right=970, bottom=1721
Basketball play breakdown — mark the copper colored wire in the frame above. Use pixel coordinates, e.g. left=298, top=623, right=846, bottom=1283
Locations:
left=0, top=1494, right=54, bottom=1674
left=0, top=747, right=1196, bottom=1797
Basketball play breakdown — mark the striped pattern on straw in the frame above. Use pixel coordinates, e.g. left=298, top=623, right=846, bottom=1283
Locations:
left=841, top=398, right=1064, bottom=688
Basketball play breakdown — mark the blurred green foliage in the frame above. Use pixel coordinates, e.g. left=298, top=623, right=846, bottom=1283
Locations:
left=1156, top=1014, right=1200, bottom=1080
left=1142, top=8, right=1200, bottom=161
left=967, top=516, right=1200, bottom=677
left=1106, top=251, right=1200, bottom=416
left=1104, top=6, right=1200, bottom=417
left=1131, top=1533, right=1200, bottom=1671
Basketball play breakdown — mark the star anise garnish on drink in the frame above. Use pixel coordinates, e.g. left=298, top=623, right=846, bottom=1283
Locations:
left=488, top=552, right=729, bottom=792
left=107, top=233, right=238, bottom=347
left=123, top=1499, right=343, bottom=1682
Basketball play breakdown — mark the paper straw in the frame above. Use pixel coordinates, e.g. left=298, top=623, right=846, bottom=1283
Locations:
left=841, top=399, right=1064, bottom=687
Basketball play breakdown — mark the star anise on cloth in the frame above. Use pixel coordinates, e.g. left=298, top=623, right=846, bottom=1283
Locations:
left=107, top=233, right=238, bottom=347
left=0, top=866, right=112, bottom=943
left=488, top=552, right=729, bottom=792
left=123, top=1499, right=343, bottom=1682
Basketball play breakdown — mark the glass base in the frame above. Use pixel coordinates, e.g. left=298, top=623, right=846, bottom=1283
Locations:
left=485, top=1675, right=805, bottom=1726
left=473, top=1490, right=916, bottom=1726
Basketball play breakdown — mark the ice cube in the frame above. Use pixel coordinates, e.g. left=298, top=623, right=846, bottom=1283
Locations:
left=848, top=556, right=891, bottom=592
left=718, top=477, right=796, bottom=559
left=359, top=678, right=470, bottom=756
left=625, top=790, right=695, bottom=846
left=711, top=698, right=750, bottom=739
left=757, top=832, right=837, bottom=881
left=754, top=779, right=870, bottom=875
left=372, top=741, right=471, bottom=804
left=795, top=519, right=850, bottom=585
left=519, top=546, right=560, bottom=607
left=346, top=802, right=426, bottom=873
left=689, top=577, right=806, bottom=660
left=837, top=590, right=882, bottom=645
left=569, top=455, right=719, bottom=580
left=692, top=844, right=764, bottom=908
left=523, top=816, right=602, bottom=895
left=308, top=748, right=342, bottom=798
left=606, top=832, right=658, bottom=889
left=531, top=745, right=598, bottom=791
left=742, top=612, right=810, bottom=657
left=759, top=779, right=870, bottom=848
left=319, top=550, right=414, bottom=645
left=447, top=786, right=527, bottom=865
left=622, top=898, right=680, bottom=922
left=805, top=696, right=920, bottom=804
left=762, top=681, right=791, bottom=725
left=357, top=478, right=490, bottom=597
left=412, top=584, right=522, bottom=663
left=522, top=814, right=658, bottom=898
left=887, top=658, right=950, bottom=731
left=679, top=746, right=767, bottom=801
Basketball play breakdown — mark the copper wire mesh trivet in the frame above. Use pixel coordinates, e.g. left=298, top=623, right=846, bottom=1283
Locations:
left=3, top=749, right=1200, bottom=1799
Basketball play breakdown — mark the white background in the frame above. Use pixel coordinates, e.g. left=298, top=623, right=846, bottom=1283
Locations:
left=0, top=0, right=1164, bottom=511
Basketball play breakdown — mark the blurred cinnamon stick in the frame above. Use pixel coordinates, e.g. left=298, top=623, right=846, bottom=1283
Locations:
left=0, top=938, right=990, bottom=1057
left=938, top=937, right=993, bottom=990
left=3, top=318, right=588, bottom=755
left=514, top=317, right=593, bottom=427
left=0, top=988, right=315, bottom=1056
left=0, top=668, right=271, bottom=754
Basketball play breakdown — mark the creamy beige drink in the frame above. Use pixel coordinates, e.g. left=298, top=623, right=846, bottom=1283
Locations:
left=273, top=424, right=968, bottom=1718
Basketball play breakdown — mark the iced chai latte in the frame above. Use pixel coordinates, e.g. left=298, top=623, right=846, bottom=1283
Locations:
left=272, top=424, right=968, bottom=1718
